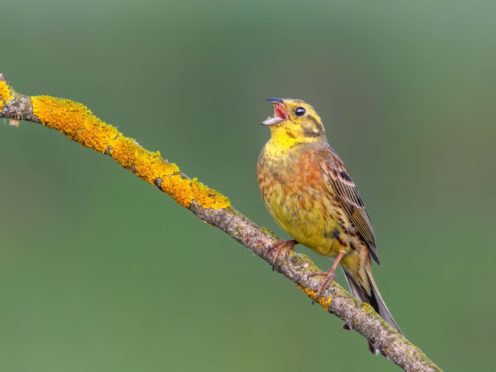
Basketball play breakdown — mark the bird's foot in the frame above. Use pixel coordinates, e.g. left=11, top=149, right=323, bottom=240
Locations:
left=309, top=251, right=345, bottom=304
left=311, top=270, right=337, bottom=304
left=265, top=239, right=297, bottom=271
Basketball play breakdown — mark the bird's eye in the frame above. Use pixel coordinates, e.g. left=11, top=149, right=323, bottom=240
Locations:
left=295, top=107, right=306, bottom=117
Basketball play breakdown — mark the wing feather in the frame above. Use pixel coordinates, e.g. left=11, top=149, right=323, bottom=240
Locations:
left=320, top=147, right=380, bottom=263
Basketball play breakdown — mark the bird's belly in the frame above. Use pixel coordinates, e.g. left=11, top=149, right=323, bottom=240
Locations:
left=263, top=183, right=347, bottom=257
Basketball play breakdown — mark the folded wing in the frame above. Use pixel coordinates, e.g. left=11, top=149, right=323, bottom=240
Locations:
left=320, top=147, right=379, bottom=263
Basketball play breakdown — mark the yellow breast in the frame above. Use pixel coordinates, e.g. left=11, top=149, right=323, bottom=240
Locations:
left=257, top=141, right=350, bottom=257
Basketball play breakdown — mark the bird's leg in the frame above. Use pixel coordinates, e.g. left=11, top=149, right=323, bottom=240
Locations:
left=266, top=239, right=297, bottom=271
left=312, top=250, right=346, bottom=304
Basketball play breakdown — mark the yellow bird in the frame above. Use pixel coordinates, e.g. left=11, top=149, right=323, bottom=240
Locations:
left=257, top=98, right=401, bottom=349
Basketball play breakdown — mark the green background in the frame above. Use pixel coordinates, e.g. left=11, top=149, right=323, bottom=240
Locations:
left=1, top=1, right=495, bottom=371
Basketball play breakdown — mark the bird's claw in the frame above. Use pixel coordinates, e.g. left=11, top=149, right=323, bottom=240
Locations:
left=265, top=239, right=297, bottom=271
left=309, top=251, right=345, bottom=304
left=311, top=271, right=336, bottom=305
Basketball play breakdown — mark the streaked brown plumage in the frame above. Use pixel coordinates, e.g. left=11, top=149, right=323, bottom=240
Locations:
left=257, top=98, right=400, bottom=351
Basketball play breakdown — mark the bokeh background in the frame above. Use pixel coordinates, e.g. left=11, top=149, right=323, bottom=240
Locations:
left=1, top=0, right=495, bottom=371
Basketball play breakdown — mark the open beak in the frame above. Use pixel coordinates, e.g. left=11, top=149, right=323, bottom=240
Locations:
left=262, top=98, right=287, bottom=126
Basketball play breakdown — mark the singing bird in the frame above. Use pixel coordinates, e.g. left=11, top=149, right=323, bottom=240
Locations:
left=257, top=98, right=401, bottom=348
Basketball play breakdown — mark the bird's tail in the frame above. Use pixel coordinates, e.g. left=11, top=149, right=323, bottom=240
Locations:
left=343, top=266, right=401, bottom=353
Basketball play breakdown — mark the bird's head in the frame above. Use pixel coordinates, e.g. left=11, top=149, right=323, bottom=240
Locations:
left=262, top=98, right=325, bottom=148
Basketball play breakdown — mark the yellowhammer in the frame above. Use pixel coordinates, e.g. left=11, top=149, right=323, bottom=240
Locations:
left=257, top=98, right=401, bottom=350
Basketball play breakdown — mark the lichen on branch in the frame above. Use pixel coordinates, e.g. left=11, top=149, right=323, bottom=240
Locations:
left=27, top=94, right=229, bottom=209
left=0, top=79, right=13, bottom=111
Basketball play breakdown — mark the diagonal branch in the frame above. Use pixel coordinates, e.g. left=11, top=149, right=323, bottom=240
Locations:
left=0, top=74, right=441, bottom=372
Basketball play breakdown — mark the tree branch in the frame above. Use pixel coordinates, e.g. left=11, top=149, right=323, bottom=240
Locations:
left=0, top=74, right=441, bottom=372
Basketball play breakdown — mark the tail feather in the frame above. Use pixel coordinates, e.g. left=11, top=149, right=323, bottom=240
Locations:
left=364, top=265, right=401, bottom=333
left=343, top=268, right=401, bottom=353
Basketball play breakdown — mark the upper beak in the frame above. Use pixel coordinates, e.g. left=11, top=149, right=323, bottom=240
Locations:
left=262, top=98, right=286, bottom=126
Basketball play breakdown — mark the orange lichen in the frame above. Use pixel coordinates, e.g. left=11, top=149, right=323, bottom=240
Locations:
left=0, top=80, right=13, bottom=111
left=31, top=95, right=230, bottom=210
left=299, top=285, right=332, bottom=308
left=32, top=96, right=120, bottom=153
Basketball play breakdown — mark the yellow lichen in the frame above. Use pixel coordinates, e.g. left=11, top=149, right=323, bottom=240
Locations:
left=0, top=80, right=13, bottom=111
left=31, top=96, right=121, bottom=153
left=360, top=302, right=376, bottom=314
left=31, top=95, right=230, bottom=210
left=299, top=285, right=332, bottom=308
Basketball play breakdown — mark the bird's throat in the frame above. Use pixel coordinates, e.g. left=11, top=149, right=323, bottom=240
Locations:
left=267, top=126, right=322, bottom=155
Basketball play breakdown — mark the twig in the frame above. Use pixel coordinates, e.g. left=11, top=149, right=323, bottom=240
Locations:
left=0, top=74, right=441, bottom=372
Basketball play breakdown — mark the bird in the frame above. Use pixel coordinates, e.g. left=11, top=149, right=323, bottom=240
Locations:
left=257, top=98, right=401, bottom=351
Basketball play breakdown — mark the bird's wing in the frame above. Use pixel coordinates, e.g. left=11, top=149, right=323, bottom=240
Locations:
left=320, top=147, right=379, bottom=263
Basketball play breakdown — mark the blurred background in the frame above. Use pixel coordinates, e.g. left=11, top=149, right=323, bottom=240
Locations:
left=1, top=0, right=495, bottom=371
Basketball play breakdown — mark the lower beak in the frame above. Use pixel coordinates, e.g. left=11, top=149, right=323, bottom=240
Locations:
left=262, top=116, right=284, bottom=126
